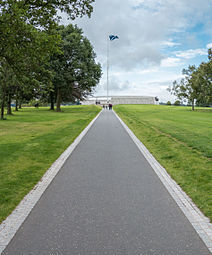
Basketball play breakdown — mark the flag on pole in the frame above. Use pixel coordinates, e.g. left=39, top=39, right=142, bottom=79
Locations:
left=109, top=35, right=119, bottom=41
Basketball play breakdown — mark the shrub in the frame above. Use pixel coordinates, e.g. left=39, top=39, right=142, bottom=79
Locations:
left=174, top=100, right=181, bottom=106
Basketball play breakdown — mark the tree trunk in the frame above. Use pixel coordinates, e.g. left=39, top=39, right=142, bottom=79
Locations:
left=1, top=80, right=6, bottom=120
left=50, top=91, right=55, bottom=110
left=19, top=102, right=22, bottom=109
left=7, top=94, right=12, bottom=115
left=1, top=62, right=8, bottom=120
left=1, top=91, right=5, bottom=120
left=1, top=100, right=5, bottom=120
left=192, top=99, right=195, bottom=111
left=56, top=88, right=61, bottom=112
left=15, top=98, right=18, bottom=111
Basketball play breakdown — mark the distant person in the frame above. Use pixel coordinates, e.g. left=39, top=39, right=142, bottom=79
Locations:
left=109, top=103, right=112, bottom=110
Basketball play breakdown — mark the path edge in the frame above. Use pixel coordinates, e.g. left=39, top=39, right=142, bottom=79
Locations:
left=113, top=110, right=212, bottom=253
left=0, top=110, right=102, bottom=254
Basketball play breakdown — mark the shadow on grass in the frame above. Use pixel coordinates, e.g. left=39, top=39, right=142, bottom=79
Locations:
left=2, top=106, right=98, bottom=123
left=195, top=108, right=212, bottom=113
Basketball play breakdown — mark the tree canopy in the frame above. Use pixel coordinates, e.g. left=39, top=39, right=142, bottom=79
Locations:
left=0, top=0, right=99, bottom=119
left=0, top=0, right=94, bottom=29
left=50, top=24, right=102, bottom=111
left=168, top=49, right=212, bottom=110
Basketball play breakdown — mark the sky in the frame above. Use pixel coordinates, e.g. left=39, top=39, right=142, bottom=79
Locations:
left=62, top=0, right=212, bottom=103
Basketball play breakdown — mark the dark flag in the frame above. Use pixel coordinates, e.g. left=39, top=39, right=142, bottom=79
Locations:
left=109, top=35, right=119, bottom=41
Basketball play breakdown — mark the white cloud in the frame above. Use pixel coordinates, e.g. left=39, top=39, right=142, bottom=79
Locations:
left=207, top=43, right=212, bottom=49
left=161, top=57, right=182, bottom=67
left=69, top=1, right=189, bottom=70
left=96, top=69, right=184, bottom=102
left=138, top=67, right=159, bottom=74
left=64, top=0, right=212, bottom=71
left=105, top=78, right=131, bottom=91
left=61, top=0, right=212, bottom=100
left=161, top=40, right=181, bottom=47
left=175, top=48, right=208, bottom=59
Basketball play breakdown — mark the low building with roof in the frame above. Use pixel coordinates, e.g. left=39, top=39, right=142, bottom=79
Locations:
left=81, top=96, right=159, bottom=105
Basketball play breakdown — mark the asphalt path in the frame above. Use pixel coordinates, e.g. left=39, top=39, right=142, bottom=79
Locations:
left=3, top=110, right=210, bottom=254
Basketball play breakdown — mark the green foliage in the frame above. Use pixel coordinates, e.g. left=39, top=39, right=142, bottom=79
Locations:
left=168, top=49, right=212, bottom=111
left=166, top=101, right=171, bottom=105
left=168, top=65, right=197, bottom=110
left=50, top=24, right=102, bottom=111
left=0, top=105, right=100, bottom=223
left=174, top=100, right=181, bottom=106
left=195, top=60, right=212, bottom=106
left=0, top=0, right=97, bottom=118
left=0, top=0, right=95, bottom=30
left=0, top=1, right=61, bottom=119
left=114, top=104, right=212, bottom=220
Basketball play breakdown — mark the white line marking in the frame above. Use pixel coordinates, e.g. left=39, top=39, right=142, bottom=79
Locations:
left=0, top=110, right=102, bottom=254
left=113, top=110, right=212, bottom=253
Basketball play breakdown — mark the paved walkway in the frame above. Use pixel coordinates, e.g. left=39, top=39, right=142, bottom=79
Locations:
left=2, top=110, right=210, bottom=254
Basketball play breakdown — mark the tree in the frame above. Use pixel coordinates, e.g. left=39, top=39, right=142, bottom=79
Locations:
left=174, top=100, right=181, bottom=106
left=195, top=50, right=212, bottom=106
left=168, top=49, right=212, bottom=111
left=0, top=0, right=95, bottom=119
left=0, top=25, right=60, bottom=119
left=50, top=24, right=102, bottom=112
left=0, top=0, right=95, bottom=66
left=0, top=6, right=60, bottom=119
left=168, top=65, right=199, bottom=111
left=166, top=101, right=171, bottom=105
left=0, top=1, right=95, bottom=30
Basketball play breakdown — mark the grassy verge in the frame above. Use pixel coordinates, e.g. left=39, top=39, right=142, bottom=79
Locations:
left=0, top=105, right=101, bottom=223
left=114, top=105, right=212, bottom=221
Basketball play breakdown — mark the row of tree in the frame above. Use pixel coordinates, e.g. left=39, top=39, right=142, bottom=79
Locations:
left=0, top=0, right=101, bottom=119
left=166, top=100, right=181, bottom=106
left=168, top=49, right=212, bottom=110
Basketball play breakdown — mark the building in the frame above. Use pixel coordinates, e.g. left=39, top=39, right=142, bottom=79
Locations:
left=81, top=96, right=159, bottom=105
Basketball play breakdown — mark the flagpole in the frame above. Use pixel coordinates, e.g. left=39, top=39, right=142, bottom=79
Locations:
left=107, top=37, right=109, bottom=103
left=107, top=35, right=118, bottom=104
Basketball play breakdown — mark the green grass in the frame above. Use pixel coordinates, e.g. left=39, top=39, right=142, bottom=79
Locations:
left=114, top=105, right=212, bottom=221
left=0, top=105, right=101, bottom=223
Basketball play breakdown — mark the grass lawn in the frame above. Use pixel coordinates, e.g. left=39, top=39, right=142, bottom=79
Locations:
left=0, top=105, right=100, bottom=223
left=114, top=105, right=212, bottom=221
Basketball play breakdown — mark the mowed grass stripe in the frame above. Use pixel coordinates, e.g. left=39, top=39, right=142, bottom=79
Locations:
left=0, top=105, right=101, bottom=223
left=114, top=105, right=212, bottom=221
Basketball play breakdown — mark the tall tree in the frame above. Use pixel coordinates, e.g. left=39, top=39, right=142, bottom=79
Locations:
left=50, top=24, right=102, bottom=112
left=0, top=4, right=58, bottom=119
left=168, top=48, right=212, bottom=110
left=0, top=23, right=60, bottom=119
left=195, top=50, right=212, bottom=106
left=168, top=66, right=199, bottom=111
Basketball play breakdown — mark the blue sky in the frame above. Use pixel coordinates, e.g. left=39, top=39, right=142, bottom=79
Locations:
left=62, top=0, right=212, bottom=102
